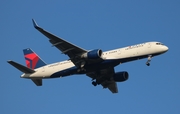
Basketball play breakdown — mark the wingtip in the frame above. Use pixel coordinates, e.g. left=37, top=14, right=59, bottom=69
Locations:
left=7, top=60, right=12, bottom=63
left=32, top=19, right=39, bottom=29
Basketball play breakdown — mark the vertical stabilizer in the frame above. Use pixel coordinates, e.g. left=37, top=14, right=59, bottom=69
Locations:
left=23, top=48, right=46, bottom=69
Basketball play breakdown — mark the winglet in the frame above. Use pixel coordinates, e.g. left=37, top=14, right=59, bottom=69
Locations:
left=32, top=19, right=39, bottom=29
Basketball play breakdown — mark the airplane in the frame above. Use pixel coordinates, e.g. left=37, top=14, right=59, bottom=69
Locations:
left=7, top=19, right=169, bottom=93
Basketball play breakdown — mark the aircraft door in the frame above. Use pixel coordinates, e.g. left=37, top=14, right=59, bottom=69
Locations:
left=42, top=67, right=45, bottom=72
left=148, top=43, right=151, bottom=48
left=118, top=49, right=121, bottom=55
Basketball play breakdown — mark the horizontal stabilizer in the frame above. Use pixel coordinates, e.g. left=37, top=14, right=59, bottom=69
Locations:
left=7, top=60, right=35, bottom=73
left=31, top=79, right=42, bottom=86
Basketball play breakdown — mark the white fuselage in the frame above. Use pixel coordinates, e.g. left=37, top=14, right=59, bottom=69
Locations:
left=21, top=41, right=168, bottom=79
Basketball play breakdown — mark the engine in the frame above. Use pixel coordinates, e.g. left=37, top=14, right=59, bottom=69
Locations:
left=113, top=71, right=129, bottom=82
left=81, top=49, right=103, bottom=59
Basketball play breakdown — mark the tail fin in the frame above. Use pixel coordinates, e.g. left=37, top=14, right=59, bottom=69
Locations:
left=23, top=48, right=46, bottom=69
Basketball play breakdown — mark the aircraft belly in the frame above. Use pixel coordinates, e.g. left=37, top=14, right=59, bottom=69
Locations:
left=84, top=60, right=119, bottom=72
left=50, top=66, right=78, bottom=78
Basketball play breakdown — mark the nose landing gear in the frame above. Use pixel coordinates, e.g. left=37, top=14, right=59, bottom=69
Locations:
left=146, top=55, right=152, bottom=66
left=146, top=62, right=150, bottom=66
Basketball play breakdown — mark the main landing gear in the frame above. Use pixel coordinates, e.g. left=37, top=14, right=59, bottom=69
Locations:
left=91, top=78, right=100, bottom=86
left=146, top=55, right=152, bottom=66
left=92, top=81, right=97, bottom=86
left=77, top=61, right=86, bottom=72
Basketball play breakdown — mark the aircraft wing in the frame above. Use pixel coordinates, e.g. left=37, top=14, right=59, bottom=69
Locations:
left=101, top=80, right=118, bottom=93
left=86, top=67, right=118, bottom=93
left=32, top=19, right=87, bottom=66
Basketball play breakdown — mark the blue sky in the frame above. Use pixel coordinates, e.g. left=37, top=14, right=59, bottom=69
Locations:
left=1, top=0, right=180, bottom=113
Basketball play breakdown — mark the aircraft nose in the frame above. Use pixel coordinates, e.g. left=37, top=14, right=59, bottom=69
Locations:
left=163, top=46, right=169, bottom=52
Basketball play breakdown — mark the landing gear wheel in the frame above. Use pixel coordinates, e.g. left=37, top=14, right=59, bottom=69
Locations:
left=92, top=81, right=97, bottom=86
left=146, top=62, right=150, bottom=66
left=146, top=55, right=152, bottom=66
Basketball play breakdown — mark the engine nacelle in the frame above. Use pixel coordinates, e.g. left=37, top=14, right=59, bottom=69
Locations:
left=113, top=71, right=129, bottom=82
left=81, top=49, right=103, bottom=59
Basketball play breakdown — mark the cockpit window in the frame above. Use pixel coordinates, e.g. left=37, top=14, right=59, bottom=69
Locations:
left=156, top=42, right=164, bottom=45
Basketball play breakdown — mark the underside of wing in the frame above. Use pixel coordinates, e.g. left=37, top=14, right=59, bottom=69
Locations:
left=101, top=80, right=118, bottom=93
left=86, top=67, right=118, bottom=93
